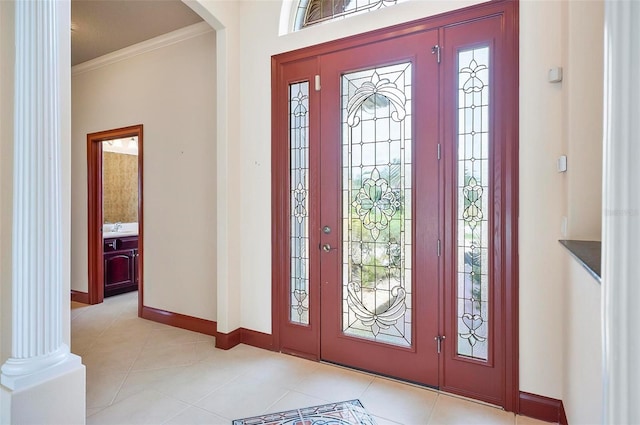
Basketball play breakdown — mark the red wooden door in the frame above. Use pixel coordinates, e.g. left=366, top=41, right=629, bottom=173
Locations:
left=273, top=2, right=518, bottom=409
left=318, top=30, right=441, bottom=386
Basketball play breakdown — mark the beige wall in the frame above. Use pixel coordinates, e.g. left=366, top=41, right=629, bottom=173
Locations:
left=564, top=0, right=603, bottom=240
left=103, top=152, right=138, bottom=223
left=71, top=29, right=218, bottom=321
left=519, top=0, right=567, bottom=399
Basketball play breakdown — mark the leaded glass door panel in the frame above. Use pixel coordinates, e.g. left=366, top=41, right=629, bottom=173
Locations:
left=273, top=3, right=518, bottom=409
left=319, top=31, right=440, bottom=386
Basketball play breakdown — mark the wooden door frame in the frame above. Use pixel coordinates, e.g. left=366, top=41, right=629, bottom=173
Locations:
left=271, top=0, right=519, bottom=411
left=87, top=124, right=144, bottom=316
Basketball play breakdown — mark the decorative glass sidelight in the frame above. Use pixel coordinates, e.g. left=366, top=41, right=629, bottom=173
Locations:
left=456, top=47, right=490, bottom=360
left=341, top=63, right=412, bottom=347
left=290, top=82, right=310, bottom=325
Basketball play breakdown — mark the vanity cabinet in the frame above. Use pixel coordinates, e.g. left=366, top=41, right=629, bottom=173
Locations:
left=104, top=236, right=138, bottom=297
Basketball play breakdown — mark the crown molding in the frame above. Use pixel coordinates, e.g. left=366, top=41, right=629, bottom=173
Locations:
left=72, top=21, right=213, bottom=76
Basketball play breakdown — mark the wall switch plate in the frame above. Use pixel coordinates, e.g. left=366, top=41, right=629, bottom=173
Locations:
left=548, top=67, right=563, bottom=83
left=557, top=155, right=567, bottom=172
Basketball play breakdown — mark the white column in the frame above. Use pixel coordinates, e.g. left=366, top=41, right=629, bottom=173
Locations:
left=601, top=1, right=640, bottom=423
left=0, top=0, right=80, bottom=391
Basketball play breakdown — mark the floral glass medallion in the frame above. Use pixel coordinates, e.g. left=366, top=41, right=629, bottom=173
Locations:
left=341, top=62, right=413, bottom=347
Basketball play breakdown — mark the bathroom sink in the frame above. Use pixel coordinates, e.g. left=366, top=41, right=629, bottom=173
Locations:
left=103, top=230, right=138, bottom=239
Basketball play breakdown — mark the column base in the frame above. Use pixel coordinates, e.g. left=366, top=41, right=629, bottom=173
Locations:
left=1, top=354, right=85, bottom=425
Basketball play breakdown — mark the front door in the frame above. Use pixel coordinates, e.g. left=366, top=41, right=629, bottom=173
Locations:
left=272, top=2, right=518, bottom=409
left=318, top=30, right=440, bottom=386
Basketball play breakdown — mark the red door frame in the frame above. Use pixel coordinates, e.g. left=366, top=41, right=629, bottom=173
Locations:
left=271, top=0, right=519, bottom=411
left=87, top=124, right=144, bottom=316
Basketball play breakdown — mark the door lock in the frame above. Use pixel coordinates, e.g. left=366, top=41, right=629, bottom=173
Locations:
left=322, top=225, right=331, bottom=234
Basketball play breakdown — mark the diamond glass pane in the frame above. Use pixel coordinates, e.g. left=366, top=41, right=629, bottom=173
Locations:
left=456, top=47, right=490, bottom=360
left=290, top=82, right=310, bottom=325
left=341, top=62, right=412, bottom=347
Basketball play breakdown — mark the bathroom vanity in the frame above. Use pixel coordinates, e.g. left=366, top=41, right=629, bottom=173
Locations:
left=103, top=235, right=139, bottom=297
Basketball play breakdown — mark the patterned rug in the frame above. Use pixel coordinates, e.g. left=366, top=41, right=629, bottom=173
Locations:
left=232, top=400, right=376, bottom=425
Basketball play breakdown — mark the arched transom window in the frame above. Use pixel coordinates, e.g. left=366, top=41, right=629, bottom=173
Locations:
left=294, top=0, right=399, bottom=30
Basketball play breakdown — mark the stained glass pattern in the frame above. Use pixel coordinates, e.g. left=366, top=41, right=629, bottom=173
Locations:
left=341, top=63, right=412, bottom=347
left=290, top=82, right=310, bottom=325
left=456, top=47, right=490, bottom=360
left=294, top=0, right=398, bottom=30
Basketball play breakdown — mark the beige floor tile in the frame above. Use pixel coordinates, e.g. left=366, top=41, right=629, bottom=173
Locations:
left=360, top=377, right=438, bottom=424
left=152, top=362, right=240, bottom=404
left=85, top=370, right=128, bottom=409
left=131, top=342, right=199, bottom=371
left=145, top=327, right=208, bottom=349
left=370, top=415, right=404, bottom=425
left=263, top=390, right=329, bottom=414
left=195, top=375, right=290, bottom=420
left=428, top=394, right=515, bottom=425
left=244, top=353, right=322, bottom=389
left=516, top=414, right=557, bottom=424
left=114, top=366, right=188, bottom=403
left=163, top=406, right=228, bottom=425
left=86, top=407, right=105, bottom=418
left=87, top=389, right=189, bottom=425
left=82, top=347, right=140, bottom=373
left=293, top=362, right=375, bottom=402
left=74, top=292, right=528, bottom=425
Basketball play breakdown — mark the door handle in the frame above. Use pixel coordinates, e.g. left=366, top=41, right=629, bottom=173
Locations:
left=322, top=244, right=335, bottom=252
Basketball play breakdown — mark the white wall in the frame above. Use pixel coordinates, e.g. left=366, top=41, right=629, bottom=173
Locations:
left=563, top=255, right=602, bottom=424
left=71, top=28, right=218, bottom=321
left=519, top=0, right=567, bottom=400
left=561, top=2, right=604, bottom=420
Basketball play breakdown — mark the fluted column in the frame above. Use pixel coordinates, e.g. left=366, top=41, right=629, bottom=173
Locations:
left=1, top=0, right=74, bottom=390
left=602, top=1, right=640, bottom=423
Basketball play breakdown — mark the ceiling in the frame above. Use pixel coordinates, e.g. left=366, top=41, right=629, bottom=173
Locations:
left=71, top=0, right=204, bottom=66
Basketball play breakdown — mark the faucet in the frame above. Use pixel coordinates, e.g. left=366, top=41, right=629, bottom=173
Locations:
left=113, top=222, right=122, bottom=232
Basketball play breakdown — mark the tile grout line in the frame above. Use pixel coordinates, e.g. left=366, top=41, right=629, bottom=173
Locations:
left=424, top=393, right=440, bottom=425
left=104, top=298, right=153, bottom=408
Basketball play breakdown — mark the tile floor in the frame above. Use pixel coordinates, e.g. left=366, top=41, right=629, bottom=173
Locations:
left=72, top=292, right=554, bottom=425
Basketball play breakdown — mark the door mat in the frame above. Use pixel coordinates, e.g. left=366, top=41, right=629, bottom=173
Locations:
left=232, top=399, right=376, bottom=425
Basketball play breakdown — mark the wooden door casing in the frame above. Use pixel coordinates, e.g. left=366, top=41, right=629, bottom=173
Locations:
left=272, top=0, right=519, bottom=411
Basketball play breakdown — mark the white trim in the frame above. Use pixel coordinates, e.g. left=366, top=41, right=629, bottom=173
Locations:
left=602, top=0, right=640, bottom=423
left=72, top=21, right=213, bottom=76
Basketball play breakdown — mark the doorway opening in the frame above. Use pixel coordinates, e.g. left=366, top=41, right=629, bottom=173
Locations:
left=87, top=125, right=144, bottom=315
left=271, top=1, right=518, bottom=411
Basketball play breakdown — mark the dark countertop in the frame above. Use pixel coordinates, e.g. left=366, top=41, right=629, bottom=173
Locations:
left=559, top=240, right=601, bottom=282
